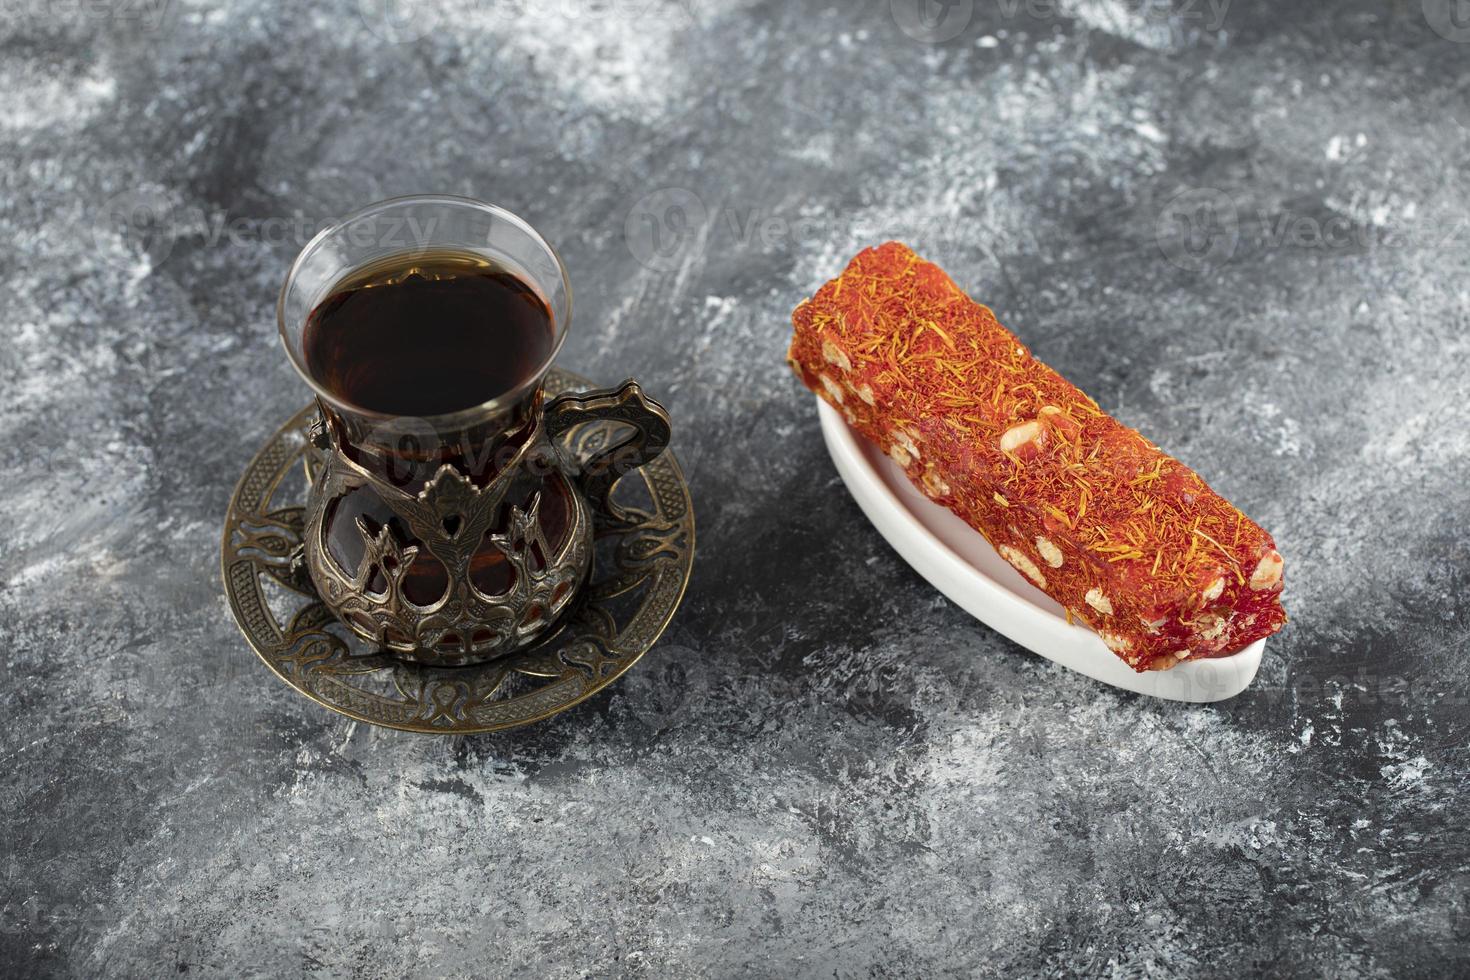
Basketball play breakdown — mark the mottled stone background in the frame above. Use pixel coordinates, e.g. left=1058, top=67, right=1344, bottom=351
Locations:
left=3, top=0, right=1469, bottom=976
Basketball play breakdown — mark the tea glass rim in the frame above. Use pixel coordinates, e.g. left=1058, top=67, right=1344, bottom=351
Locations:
left=276, top=193, right=573, bottom=427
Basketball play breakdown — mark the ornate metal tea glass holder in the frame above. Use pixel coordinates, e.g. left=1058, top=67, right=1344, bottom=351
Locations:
left=222, top=368, right=696, bottom=734
left=298, top=380, right=670, bottom=665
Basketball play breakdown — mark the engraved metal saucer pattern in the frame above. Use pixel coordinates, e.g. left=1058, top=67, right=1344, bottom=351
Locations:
left=221, top=368, right=695, bottom=734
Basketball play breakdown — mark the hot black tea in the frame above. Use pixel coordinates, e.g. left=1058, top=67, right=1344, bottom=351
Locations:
left=302, top=250, right=556, bottom=417
left=302, top=248, right=570, bottom=609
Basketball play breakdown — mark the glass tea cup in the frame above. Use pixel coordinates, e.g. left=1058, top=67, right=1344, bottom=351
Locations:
left=278, top=195, right=670, bottom=665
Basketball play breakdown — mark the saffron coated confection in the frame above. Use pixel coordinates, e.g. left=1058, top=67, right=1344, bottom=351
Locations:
left=788, top=242, right=1287, bottom=672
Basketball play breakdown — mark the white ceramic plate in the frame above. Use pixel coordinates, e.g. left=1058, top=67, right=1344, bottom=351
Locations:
left=816, top=399, right=1263, bottom=702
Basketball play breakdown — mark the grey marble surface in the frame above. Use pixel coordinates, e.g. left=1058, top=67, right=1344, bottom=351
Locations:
left=3, top=0, right=1469, bottom=976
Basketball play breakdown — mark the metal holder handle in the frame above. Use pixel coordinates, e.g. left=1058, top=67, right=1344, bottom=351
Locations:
left=544, top=379, right=672, bottom=523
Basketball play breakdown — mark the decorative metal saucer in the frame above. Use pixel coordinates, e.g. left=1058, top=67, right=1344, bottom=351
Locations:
left=221, top=368, right=695, bottom=734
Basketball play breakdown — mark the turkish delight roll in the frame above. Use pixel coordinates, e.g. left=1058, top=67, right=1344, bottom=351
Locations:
left=788, top=242, right=1286, bottom=672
